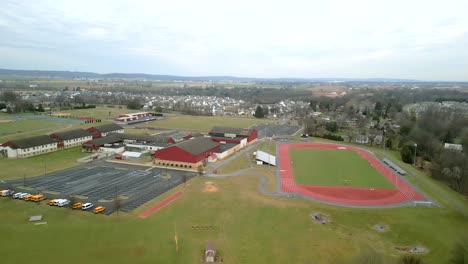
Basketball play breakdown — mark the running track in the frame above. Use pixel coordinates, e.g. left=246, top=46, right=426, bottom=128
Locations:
left=138, top=192, right=183, bottom=219
left=279, top=143, right=426, bottom=206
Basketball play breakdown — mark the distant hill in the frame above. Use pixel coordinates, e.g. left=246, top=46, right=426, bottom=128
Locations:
left=0, top=68, right=423, bottom=83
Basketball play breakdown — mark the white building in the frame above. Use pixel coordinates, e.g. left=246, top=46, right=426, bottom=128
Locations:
left=1, top=135, right=58, bottom=158
left=49, top=129, right=92, bottom=148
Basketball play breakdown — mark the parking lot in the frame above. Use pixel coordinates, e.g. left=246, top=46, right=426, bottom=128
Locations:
left=253, top=124, right=301, bottom=138
left=2, top=161, right=196, bottom=215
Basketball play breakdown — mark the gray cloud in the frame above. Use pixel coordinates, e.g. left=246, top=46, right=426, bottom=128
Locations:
left=0, top=0, right=467, bottom=80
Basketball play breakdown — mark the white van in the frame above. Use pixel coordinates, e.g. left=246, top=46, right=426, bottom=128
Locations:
left=57, top=199, right=70, bottom=207
left=13, top=192, right=24, bottom=199
left=0, top=190, right=13, bottom=196
left=18, top=193, right=30, bottom=199
left=82, top=203, right=94, bottom=210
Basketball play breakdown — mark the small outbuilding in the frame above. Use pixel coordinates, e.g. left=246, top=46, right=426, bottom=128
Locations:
left=205, top=241, right=216, bottom=263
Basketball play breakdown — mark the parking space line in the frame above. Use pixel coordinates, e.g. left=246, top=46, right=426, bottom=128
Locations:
left=115, top=167, right=129, bottom=171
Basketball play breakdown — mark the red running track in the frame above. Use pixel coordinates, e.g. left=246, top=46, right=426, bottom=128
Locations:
left=138, top=192, right=183, bottom=219
left=279, top=143, right=426, bottom=206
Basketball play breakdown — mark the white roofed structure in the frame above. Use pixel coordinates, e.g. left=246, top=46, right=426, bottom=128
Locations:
left=255, top=150, right=276, bottom=166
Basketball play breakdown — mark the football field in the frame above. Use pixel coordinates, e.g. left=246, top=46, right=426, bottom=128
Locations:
left=289, top=149, right=395, bottom=189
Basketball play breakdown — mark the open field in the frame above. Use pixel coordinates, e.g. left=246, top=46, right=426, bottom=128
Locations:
left=0, top=147, right=89, bottom=180
left=58, top=106, right=141, bottom=120
left=1, top=114, right=467, bottom=263
left=0, top=119, right=64, bottom=140
left=134, top=116, right=275, bottom=132
left=290, top=148, right=395, bottom=189
left=1, top=174, right=467, bottom=263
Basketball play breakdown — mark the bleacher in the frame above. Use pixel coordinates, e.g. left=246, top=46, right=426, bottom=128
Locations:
left=382, top=158, right=406, bottom=175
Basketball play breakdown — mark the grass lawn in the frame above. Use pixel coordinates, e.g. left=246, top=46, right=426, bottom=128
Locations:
left=290, top=149, right=395, bottom=189
left=58, top=106, right=140, bottom=120
left=1, top=174, right=466, bottom=264
left=0, top=119, right=64, bottom=140
left=135, top=116, right=274, bottom=132
left=0, top=147, right=89, bottom=180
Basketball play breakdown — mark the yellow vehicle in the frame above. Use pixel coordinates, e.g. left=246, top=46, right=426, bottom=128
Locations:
left=24, top=194, right=34, bottom=201
left=48, top=199, right=59, bottom=206
left=32, top=194, right=46, bottom=202
left=93, top=206, right=106, bottom=214
left=72, top=202, right=83, bottom=209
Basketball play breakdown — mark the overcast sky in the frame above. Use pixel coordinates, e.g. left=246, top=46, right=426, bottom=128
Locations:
left=1, top=0, right=468, bottom=81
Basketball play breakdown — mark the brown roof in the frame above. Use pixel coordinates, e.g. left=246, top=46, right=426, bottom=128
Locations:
left=51, top=129, right=91, bottom=140
left=82, top=134, right=122, bottom=146
left=91, top=123, right=123, bottom=133
left=5, top=135, right=57, bottom=149
left=210, top=126, right=252, bottom=136
left=175, top=138, right=219, bottom=156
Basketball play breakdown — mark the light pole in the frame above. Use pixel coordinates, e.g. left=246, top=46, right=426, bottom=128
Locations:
left=413, top=143, right=417, bottom=167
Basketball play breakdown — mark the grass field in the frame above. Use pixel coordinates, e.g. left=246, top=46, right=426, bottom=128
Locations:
left=135, top=116, right=275, bottom=132
left=290, top=149, right=395, bottom=189
left=0, top=147, right=89, bottom=180
left=58, top=106, right=140, bottom=120
left=1, top=174, right=467, bottom=264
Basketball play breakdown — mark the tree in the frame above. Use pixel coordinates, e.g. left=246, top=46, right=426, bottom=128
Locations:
left=309, top=100, right=317, bottom=111
left=197, top=165, right=204, bottom=176
left=127, top=99, right=142, bottom=110
left=0, top=102, right=6, bottom=109
left=0, top=91, right=18, bottom=104
left=37, top=104, right=45, bottom=112
left=154, top=106, right=162, bottom=113
left=399, top=255, right=424, bottom=264
left=449, top=237, right=468, bottom=264
left=254, top=105, right=264, bottom=118
left=374, top=101, right=383, bottom=117
left=325, top=122, right=338, bottom=133
left=401, top=144, right=415, bottom=164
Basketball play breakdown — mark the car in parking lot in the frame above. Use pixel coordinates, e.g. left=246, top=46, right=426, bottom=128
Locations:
left=13, top=192, right=24, bottom=199
left=18, top=193, right=30, bottom=199
left=82, top=203, right=94, bottom=211
left=72, top=202, right=83, bottom=209
left=57, top=199, right=70, bottom=207
left=93, top=206, right=106, bottom=214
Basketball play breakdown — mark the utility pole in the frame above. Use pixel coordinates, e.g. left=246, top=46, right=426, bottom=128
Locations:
left=413, top=143, right=417, bottom=167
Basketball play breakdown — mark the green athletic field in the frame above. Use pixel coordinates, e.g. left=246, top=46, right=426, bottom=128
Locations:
left=289, top=149, right=395, bottom=189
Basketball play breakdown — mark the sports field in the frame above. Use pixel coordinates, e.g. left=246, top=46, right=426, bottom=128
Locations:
left=289, top=149, right=394, bottom=189
left=135, top=116, right=274, bottom=132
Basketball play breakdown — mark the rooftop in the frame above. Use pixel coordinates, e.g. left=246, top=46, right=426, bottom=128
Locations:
left=174, top=137, right=219, bottom=156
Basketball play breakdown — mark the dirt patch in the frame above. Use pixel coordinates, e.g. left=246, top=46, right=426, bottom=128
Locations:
left=394, top=246, right=428, bottom=254
left=373, top=224, right=389, bottom=232
left=203, top=182, right=219, bottom=192
left=311, top=212, right=330, bottom=224
left=0, top=119, right=13, bottom=123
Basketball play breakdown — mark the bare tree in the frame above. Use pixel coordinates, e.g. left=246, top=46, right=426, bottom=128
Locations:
left=399, top=255, right=424, bottom=264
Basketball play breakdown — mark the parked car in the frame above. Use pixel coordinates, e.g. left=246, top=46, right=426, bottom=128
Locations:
left=24, top=194, right=34, bottom=201
left=82, top=203, right=94, bottom=211
left=72, top=202, right=83, bottom=209
left=93, top=206, right=106, bottom=214
left=13, top=192, right=24, bottom=199
left=57, top=199, right=70, bottom=207
left=18, top=193, right=30, bottom=199
left=49, top=199, right=59, bottom=206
